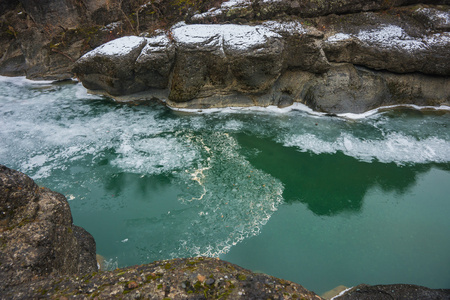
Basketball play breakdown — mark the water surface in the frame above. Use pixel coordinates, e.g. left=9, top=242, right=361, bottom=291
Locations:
left=1, top=76, right=449, bottom=295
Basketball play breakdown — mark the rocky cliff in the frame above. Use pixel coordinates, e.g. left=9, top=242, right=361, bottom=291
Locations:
left=74, top=0, right=450, bottom=114
left=2, top=0, right=449, bottom=113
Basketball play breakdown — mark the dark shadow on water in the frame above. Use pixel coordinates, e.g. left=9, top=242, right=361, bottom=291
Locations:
left=104, top=172, right=174, bottom=200
left=236, top=133, right=448, bottom=216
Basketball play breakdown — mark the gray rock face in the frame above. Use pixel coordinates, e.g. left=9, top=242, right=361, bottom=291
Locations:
left=322, top=11, right=450, bottom=76
left=73, top=36, right=148, bottom=95
left=74, top=4, right=450, bottom=114
left=336, top=283, right=450, bottom=300
left=0, top=165, right=97, bottom=291
left=2, top=257, right=322, bottom=300
left=190, top=0, right=450, bottom=22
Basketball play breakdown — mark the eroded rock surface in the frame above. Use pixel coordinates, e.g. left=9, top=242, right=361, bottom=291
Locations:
left=0, top=165, right=97, bottom=291
left=72, top=3, right=450, bottom=113
left=336, top=283, right=450, bottom=300
left=2, top=257, right=323, bottom=300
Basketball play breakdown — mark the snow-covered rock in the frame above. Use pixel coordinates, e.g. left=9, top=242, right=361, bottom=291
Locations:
left=73, top=10, right=450, bottom=113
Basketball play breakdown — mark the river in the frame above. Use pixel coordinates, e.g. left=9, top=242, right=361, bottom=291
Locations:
left=1, top=76, right=449, bottom=295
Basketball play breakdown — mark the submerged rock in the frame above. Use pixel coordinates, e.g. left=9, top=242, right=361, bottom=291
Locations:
left=0, top=165, right=97, bottom=291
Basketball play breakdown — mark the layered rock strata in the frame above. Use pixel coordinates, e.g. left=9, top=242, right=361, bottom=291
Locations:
left=73, top=4, right=450, bottom=113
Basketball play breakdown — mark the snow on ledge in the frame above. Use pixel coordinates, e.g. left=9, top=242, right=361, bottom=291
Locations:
left=172, top=24, right=281, bottom=51
left=326, top=33, right=352, bottom=43
left=81, top=36, right=146, bottom=58
left=191, top=0, right=251, bottom=20
left=326, top=25, right=450, bottom=52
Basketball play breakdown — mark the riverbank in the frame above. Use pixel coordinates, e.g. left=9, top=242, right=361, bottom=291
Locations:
left=2, top=0, right=449, bottom=114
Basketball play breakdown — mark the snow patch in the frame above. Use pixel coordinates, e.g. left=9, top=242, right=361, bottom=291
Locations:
left=357, top=25, right=425, bottom=52
left=191, top=0, right=251, bottom=20
left=82, top=36, right=146, bottom=58
left=172, top=24, right=280, bottom=51
left=326, top=33, right=352, bottom=43
left=423, top=32, right=450, bottom=46
left=137, top=34, right=172, bottom=57
left=263, top=21, right=307, bottom=35
left=416, top=8, right=450, bottom=26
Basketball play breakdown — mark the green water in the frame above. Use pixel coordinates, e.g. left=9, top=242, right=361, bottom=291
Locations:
left=1, top=76, right=449, bottom=295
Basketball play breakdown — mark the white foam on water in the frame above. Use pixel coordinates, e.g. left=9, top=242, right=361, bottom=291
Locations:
left=172, top=132, right=284, bottom=257
left=338, top=104, right=450, bottom=120
left=111, top=135, right=198, bottom=175
left=171, top=102, right=324, bottom=116
left=0, top=75, right=53, bottom=86
left=281, top=132, right=450, bottom=165
left=1, top=80, right=199, bottom=179
left=330, top=287, right=353, bottom=300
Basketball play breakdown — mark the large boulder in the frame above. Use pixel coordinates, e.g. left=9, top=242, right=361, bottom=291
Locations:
left=73, top=36, right=148, bottom=95
left=0, top=165, right=97, bottom=291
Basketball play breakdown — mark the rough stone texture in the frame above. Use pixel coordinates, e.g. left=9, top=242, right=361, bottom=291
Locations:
left=336, top=283, right=450, bottom=300
left=73, top=36, right=148, bottom=95
left=321, top=7, right=450, bottom=76
left=189, top=0, right=450, bottom=24
left=2, top=256, right=323, bottom=300
left=71, top=3, right=450, bottom=113
left=0, top=165, right=98, bottom=291
left=2, top=0, right=450, bottom=112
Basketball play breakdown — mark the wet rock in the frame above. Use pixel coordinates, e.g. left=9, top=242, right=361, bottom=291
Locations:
left=0, top=165, right=97, bottom=291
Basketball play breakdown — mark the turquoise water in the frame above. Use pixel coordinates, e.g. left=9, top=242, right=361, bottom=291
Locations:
left=1, top=76, right=449, bottom=295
